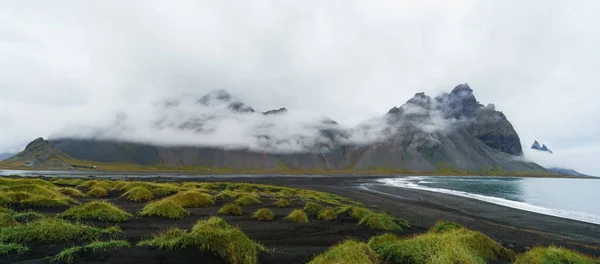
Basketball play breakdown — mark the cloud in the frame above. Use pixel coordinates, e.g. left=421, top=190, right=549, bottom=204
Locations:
left=0, top=1, right=599, bottom=173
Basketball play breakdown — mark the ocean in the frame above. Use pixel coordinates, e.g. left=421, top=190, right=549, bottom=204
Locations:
left=380, top=176, right=600, bottom=225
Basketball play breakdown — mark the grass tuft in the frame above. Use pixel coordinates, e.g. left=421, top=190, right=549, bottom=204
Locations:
left=12, top=211, right=44, bottom=223
left=218, top=203, right=243, bottom=216
left=139, top=199, right=189, bottom=219
left=215, top=190, right=238, bottom=200
left=0, top=213, right=17, bottom=227
left=252, top=208, right=275, bottom=221
left=273, top=198, right=291, bottom=208
left=514, top=246, right=598, bottom=264
left=358, top=213, right=406, bottom=231
left=60, top=201, right=131, bottom=222
left=284, top=209, right=309, bottom=223
left=304, top=202, right=325, bottom=216
left=59, top=187, right=86, bottom=198
left=139, top=217, right=265, bottom=264
left=121, top=187, right=154, bottom=202
left=234, top=195, right=261, bottom=206
left=317, top=208, right=337, bottom=221
left=0, top=218, right=114, bottom=243
left=53, top=240, right=131, bottom=263
left=0, top=242, right=29, bottom=255
left=167, top=190, right=215, bottom=207
left=430, top=220, right=463, bottom=233
left=369, top=227, right=516, bottom=264
left=86, top=187, right=108, bottom=198
left=309, top=239, right=379, bottom=264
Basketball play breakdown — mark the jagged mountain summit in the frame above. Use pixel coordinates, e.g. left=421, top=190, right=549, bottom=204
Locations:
left=531, top=140, right=553, bottom=153
left=1, top=84, right=547, bottom=174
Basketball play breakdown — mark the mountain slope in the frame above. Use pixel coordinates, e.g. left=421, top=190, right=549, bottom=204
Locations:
left=0, top=138, right=74, bottom=170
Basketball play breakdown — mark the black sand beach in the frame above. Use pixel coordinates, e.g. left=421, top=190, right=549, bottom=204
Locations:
left=3, top=174, right=600, bottom=263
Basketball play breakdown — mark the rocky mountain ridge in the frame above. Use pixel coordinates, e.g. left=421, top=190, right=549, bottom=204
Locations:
left=1, top=84, right=547, bottom=173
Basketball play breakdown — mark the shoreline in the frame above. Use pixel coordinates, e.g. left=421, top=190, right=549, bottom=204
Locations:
left=0, top=168, right=595, bottom=179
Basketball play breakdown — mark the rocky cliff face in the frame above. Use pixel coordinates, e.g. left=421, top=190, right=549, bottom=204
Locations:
left=25, top=84, right=545, bottom=173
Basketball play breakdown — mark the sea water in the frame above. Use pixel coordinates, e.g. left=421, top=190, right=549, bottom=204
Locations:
left=380, top=176, right=600, bottom=225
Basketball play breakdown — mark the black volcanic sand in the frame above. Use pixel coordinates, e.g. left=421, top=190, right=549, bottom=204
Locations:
left=3, top=182, right=420, bottom=264
left=5, top=174, right=600, bottom=264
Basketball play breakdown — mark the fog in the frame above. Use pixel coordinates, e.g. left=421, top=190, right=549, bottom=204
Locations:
left=1, top=1, right=599, bottom=174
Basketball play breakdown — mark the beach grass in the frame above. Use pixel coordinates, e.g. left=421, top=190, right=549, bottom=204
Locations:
left=53, top=240, right=131, bottom=263
left=138, top=216, right=266, bottom=264
left=234, top=194, right=261, bottom=206
left=284, top=209, right=309, bottom=223
left=166, top=189, right=215, bottom=207
left=60, top=201, right=132, bottom=222
left=121, top=186, right=154, bottom=202
left=252, top=208, right=275, bottom=221
left=317, top=208, right=337, bottom=221
left=273, top=198, right=291, bottom=207
left=0, top=242, right=29, bottom=255
left=303, top=202, right=325, bottom=216
left=139, top=199, right=189, bottom=219
left=309, top=239, right=379, bottom=264
left=369, top=222, right=516, bottom=264
left=0, top=218, right=116, bottom=243
left=59, top=187, right=86, bottom=197
left=86, top=187, right=108, bottom=198
left=514, top=246, right=598, bottom=264
left=218, top=203, right=243, bottom=216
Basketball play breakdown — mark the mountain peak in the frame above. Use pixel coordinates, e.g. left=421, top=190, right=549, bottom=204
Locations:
left=450, top=83, right=473, bottom=95
left=197, top=90, right=255, bottom=113
left=406, top=92, right=431, bottom=108
left=531, top=140, right=553, bottom=153
left=263, top=107, right=288, bottom=115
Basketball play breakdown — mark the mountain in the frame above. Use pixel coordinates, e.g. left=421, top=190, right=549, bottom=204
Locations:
left=0, top=84, right=549, bottom=174
left=531, top=140, right=553, bottom=153
left=1, top=138, right=74, bottom=170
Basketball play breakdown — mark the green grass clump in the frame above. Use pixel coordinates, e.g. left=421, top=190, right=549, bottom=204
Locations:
left=139, top=199, right=189, bottom=219
left=0, top=193, right=11, bottom=207
left=60, top=201, right=131, bottom=222
left=0, top=242, right=28, bottom=255
left=86, top=187, right=108, bottom=198
left=114, top=182, right=179, bottom=196
left=59, top=187, right=86, bottom=197
left=273, top=198, right=291, bottom=207
left=430, top=220, right=463, bottom=233
left=0, top=213, right=17, bottom=227
left=21, top=196, right=73, bottom=207
left=121, top=187, right=154, bottom=202
left=167, top=190, right=215, bottom=207
left=358, top=213, right=406, bottom=231
left=284, top=209, right=309, bottom=223
left=304, top=202, right=325, bottom=215
left=139, top=217, right=265, bottom=264
left=215, top=190, right=238, bottom=200
left=317, top=208, right=337, bottom=221
left=335, top=206, right=372, bottom=220
left=0, top=218, right=112, bottom=243
left=234, top=195, right=261, bottom=206
left=53, top=240, right=130, bottom=263
left=12, top=211, right=44, bottom=223
left=514, top=246, right=598, bottom=264
left=252, top=208, right=275, bottom=221
left=218, top=203, right=243, bottom=216
left=1, top=182, right=75, bottom=207
left=369, top=227, right=515, bottom=264
left=309, top=239, right=379, bottom=264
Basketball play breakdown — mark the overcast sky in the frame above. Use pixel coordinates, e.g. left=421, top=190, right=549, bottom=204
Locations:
left=1, top=1, right=599, bottom=175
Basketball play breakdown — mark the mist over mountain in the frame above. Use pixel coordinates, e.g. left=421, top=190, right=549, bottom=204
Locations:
left=2, top=84, right=546, bottom=173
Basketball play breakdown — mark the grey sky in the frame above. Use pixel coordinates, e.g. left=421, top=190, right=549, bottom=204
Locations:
left=1, top=1, right=599, bottom=174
